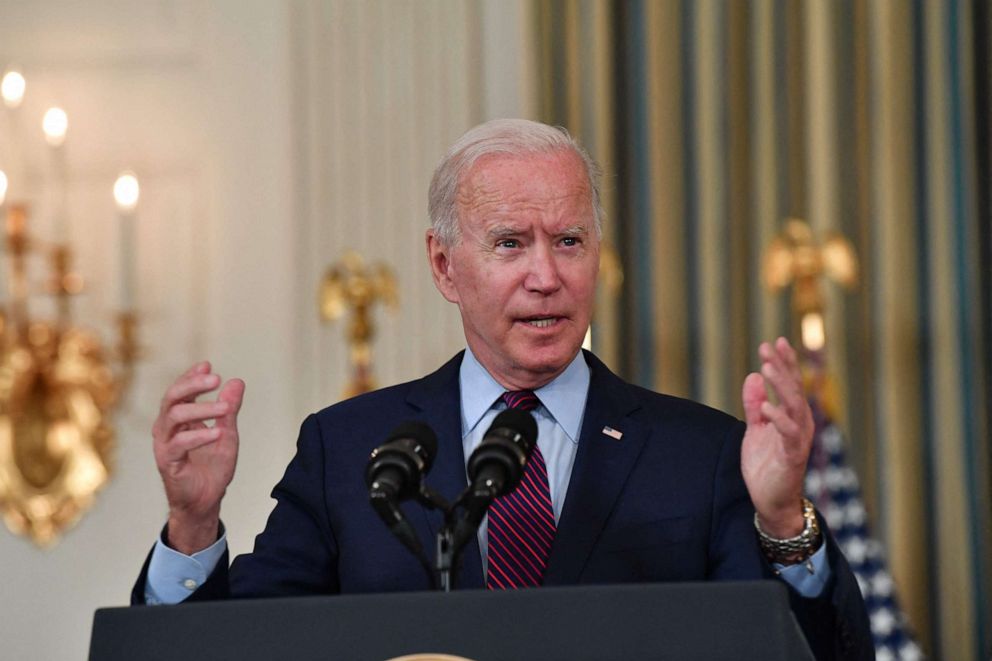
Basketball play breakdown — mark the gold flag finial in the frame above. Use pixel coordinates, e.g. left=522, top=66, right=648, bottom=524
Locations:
left=762, top=218, right=859, bottom=416
left=762, top=218, right=858, bottom=352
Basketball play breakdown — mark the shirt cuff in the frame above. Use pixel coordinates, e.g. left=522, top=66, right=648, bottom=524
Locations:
left=773, top=542, right=830, bottom=598
left=144, top=524, right=227, bottom=605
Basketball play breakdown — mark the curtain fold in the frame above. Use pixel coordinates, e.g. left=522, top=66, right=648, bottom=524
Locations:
left=534, top=1, right=991, bottom=659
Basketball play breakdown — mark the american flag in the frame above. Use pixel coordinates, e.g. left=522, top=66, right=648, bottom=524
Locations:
left=805, top=398, right=926, bottom=661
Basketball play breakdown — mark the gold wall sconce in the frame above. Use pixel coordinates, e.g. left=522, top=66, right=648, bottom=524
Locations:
left=0, top=66, right=139, bottom=546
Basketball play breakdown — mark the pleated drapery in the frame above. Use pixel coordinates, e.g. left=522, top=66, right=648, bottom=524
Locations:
left=533, top=2, right=991, bottom=659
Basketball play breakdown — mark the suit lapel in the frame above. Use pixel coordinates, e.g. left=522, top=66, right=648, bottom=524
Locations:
left=401, top=351, right=644, bottom=589
left=405, top=351, right=484, bottom=589
left=544, top=351, right=645, bottom=585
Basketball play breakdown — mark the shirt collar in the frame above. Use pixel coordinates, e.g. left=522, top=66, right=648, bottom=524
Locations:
left=459, top=346, right=590, bottom=443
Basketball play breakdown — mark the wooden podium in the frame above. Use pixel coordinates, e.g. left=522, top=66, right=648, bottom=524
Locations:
left=90, top=582, right=815, bottom=661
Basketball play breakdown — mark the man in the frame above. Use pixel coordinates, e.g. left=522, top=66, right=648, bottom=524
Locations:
left=136, top=119, right=872, bottom=659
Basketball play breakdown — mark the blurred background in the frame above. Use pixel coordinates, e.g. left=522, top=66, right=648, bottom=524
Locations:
left=0, top=1, right=988, bottom=659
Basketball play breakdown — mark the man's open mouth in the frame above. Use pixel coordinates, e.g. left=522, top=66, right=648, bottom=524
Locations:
left=524, top=317, right=558, bottom=328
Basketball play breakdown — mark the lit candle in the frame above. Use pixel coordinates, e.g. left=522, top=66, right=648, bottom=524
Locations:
left=43, top=107, right=69, bottom=240
left=0, top=168, right=7, bottom=296
left=113, top=172, right=139, bottom=310
left=1, top=68, right=26, bottom=200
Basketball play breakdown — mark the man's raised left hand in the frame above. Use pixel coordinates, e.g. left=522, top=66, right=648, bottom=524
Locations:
left=740, top=337, right=814, bottom=539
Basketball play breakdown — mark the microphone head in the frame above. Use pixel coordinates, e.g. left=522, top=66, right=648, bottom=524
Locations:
left=466, top=408, right=539, bottom=496
left=385, top=420, right=438, bottom=472
left=489, top=408, right=538, bottom=452
left=366, top=420, right=438, bottom=499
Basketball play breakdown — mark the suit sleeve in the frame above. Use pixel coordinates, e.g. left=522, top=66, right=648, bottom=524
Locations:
left=708, top=420, right=874, bottom=661
left=131, top=413, right=340, bottom=603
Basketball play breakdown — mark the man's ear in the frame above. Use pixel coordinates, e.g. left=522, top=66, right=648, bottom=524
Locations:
left=426, top=229, right=459, bottom=304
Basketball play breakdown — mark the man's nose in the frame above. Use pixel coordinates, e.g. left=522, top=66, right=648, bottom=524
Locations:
left=524, top=245, right=562, bottom=294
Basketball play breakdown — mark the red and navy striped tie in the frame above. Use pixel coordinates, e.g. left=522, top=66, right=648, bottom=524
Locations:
left=486, top=390, right=556, bottom=589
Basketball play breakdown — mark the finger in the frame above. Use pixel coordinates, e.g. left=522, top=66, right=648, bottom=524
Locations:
left=165, top=401, right=231, bottom=435
left=758, top=340, right=778, bottom=365
left=760, top=361, right=806, bottom=417
left=215, top=379, right=246, bottom=430
left=757, top=339, right=796, bottom=403
left=181, top=361, right=212, bottom=379
left=760, top=401, right=801, bottom=440
left=775, top=336, right=798, bottom=362
left=774, top=337, right=803, bottom=381
left=163, top=426, right=223, bottom=460
left=759, top=338, right=791, bottom=376
left=160, top=372, right=222, bottom=415
left=741, top=372, right=767, bottom=426
left=758, top=342, right=794, bottom=396
left=761, top=337, right=799, bottom=372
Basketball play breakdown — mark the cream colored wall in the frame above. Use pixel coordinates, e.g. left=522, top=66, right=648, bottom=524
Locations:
left=0, top=1, right=534, bottom=659
left=291, top=0, right=538, bottom=415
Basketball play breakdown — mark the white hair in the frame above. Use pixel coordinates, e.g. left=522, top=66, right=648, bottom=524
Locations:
left=428, top=118, right=604, bottom=246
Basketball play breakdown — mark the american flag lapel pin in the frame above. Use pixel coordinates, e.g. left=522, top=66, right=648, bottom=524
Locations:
left=602, top=426, right=623, bottom=440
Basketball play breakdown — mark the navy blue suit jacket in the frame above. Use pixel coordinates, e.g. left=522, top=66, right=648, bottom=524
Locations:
left=134, top=351, right=872, bottom=659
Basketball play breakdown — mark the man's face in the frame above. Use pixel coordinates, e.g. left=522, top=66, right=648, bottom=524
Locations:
left=427, top=149, right=600, bottom=390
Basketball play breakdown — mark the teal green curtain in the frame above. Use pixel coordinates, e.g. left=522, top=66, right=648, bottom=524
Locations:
left=535, top=1, right=991, bottom=659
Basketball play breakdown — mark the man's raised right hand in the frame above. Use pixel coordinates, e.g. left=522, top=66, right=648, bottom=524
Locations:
left=152, top=361, right=245, bottom=555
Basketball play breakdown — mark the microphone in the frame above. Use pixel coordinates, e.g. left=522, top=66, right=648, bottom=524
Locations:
left=366, top=421, right=437, bottom=499
left=452, top=408, right=539, bottom=552
left=366, top=421, right=437, bottom=558
left=466, top=408, right=539, bottom=500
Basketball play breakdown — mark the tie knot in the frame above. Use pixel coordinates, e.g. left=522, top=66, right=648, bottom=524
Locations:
left=502, top=390, right=540, bottom=412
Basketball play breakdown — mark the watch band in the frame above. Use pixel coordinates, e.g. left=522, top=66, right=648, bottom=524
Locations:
left=754, top=497, right=822, bottom=571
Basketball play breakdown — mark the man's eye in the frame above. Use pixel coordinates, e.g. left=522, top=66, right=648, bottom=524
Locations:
left=561, top=237, right=580, bottom=247
left=496, top=239, right=519, bottom=249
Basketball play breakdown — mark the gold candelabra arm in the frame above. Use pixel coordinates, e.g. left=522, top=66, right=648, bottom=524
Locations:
left=48, top=244, right=85, bottom=332
left=5, top=204, right=31, bottom=338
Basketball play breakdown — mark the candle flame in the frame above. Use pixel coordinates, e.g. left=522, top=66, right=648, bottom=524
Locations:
left=43, top=107, right=68, bottom=146
left=113, top=172, right=140, bottom=211
left=1, top=69, right=26, bottom=108
left=0, top=170, right=7, bottom=206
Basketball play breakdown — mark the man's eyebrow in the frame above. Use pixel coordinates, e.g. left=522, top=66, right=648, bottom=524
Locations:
left=485, top=225, right=524, bottom=238
left=484, top=223, right=590, bottom=239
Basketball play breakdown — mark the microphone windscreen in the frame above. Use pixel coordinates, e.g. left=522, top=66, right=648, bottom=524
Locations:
left=386, top=420, right=438, bottom=470
left=490, top=408, right=538, bottom=450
